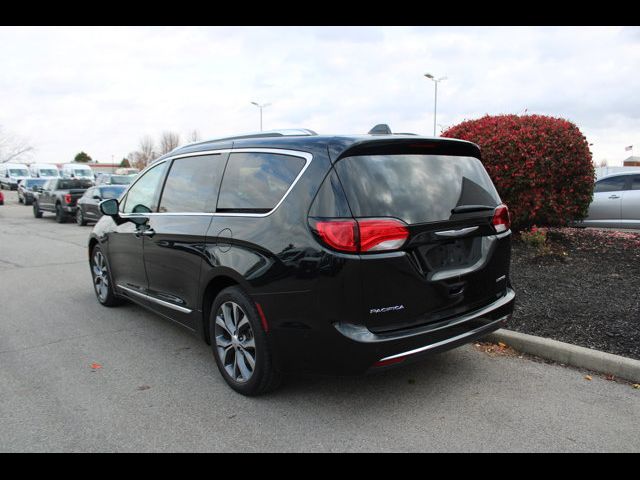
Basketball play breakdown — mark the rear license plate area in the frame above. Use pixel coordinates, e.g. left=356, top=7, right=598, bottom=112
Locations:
left=419, top=238, right=481, bottom=271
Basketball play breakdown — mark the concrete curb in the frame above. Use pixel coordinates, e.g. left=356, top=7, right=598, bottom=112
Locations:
left=484, top=329, right=640, bottom=384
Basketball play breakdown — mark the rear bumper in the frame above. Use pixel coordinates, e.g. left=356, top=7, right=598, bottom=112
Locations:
left=269, top=288, right=515, bottom=375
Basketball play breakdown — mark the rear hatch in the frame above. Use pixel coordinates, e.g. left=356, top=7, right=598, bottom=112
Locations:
left=312, top=139, right=511, bottom=333
left=59, top=179, right=92, bottom=206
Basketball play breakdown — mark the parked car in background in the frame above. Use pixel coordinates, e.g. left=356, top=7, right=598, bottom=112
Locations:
left=0, top=163, right=31, bottom=190
left=115, top=167, right=139, bottom=175
left=17, top=178, right=47, bottom=205
left=61, top=163, right=95, bottom=182
left=76, top=185, right=126, bottom=226
left=95, top=173, right=136, bottom=186
left=33, top=178, right=93, bottom=223
left=579, top=171, right=640, bottom=229
left=88, top=128, right=515, bottom=395
left=29, top=163, right=60, bottom=179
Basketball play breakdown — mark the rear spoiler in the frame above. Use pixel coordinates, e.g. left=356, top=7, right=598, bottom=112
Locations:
left=330, top=137, right=481, bottom=163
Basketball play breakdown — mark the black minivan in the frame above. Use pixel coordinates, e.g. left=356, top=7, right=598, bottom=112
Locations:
left=89, top=129, right=515, bottom=395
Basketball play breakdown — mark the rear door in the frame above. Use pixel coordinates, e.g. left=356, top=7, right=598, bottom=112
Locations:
left=143, top=153, right=227, bottom=328
left=333, top=151, right=510, bottom=333
left=621, top=174, right=640, bottom=227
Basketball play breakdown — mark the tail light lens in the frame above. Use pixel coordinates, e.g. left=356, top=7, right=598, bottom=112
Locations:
left=313, top=220, right=358, bottom=252
left=492, top=204, right=510, bottom=233
left=64, top=194, right=72, bottom=204
left=311, top=218, right=409, bottom=253
left=358, top=219, right=409, bottom=252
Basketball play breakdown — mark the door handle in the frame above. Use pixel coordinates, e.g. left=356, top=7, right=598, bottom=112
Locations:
left=135, top=228, right=155, bottom=238
left=609, top=195, right=620, bottom=199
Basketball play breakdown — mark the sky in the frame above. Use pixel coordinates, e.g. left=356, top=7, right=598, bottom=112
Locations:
left=1, top=26, right=639, bottom=166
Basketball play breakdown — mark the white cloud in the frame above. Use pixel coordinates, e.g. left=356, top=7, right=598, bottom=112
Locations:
left=0, top=26, right=638, bottom=165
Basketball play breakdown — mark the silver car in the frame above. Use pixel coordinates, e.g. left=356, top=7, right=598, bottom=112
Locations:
left=579, top=171, right=640, bottom=229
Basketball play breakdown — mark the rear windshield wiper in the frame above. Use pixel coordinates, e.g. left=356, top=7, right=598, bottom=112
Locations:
left=451, top=205, right=496, bottom=214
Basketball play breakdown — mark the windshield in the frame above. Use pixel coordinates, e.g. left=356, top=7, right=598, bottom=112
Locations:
left=24, top=179, right=46, bottom=187
left=39, top=169, right=58, bottom=176
left=100, top=186, right=126, bottom=199
left=73, top=169, right=93, bottom=178
left=335, top=154, right=501, bottom=225
left=9, top=169, right=29, bottom=177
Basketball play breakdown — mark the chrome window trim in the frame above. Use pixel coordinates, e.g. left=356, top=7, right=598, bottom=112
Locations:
left=117, top=284, right=193, bottom=314
left=118, top=148, right=313, bottom=219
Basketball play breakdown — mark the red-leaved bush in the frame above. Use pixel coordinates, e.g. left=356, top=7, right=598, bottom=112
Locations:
left=442, top=114, right=595, bottom=231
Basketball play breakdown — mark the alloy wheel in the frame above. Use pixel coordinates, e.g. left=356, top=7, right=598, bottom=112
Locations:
left=92, top=250, right=109, bottom=302
left=214, top=301, right=257, bottom=383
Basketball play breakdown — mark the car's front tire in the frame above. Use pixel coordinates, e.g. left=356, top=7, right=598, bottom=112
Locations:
left=90, top=245, right=122, bottom=307
left=209, top=286, right=282, bottom=396
left=76, top=208, right=87, bottom=226
left=33, top=201, right=43, bottom=218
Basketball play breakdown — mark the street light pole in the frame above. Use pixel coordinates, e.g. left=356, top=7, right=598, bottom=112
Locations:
left=424, top=73, right=447, bottom=136
left=251, top=101, right=271, bottom=131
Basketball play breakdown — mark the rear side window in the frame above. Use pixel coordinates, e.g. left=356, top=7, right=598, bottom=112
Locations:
left=217, top=152, right=306, bottom=213
left=159, top=155, right=226, bottom=213
left=335, top=154, right=500, bottom=225
left=595, top=176, right=627, bottom=193
left=631, top=175, right=640, bottom=191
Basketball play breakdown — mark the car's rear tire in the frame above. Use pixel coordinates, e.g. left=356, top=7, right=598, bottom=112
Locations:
left=76, top=208, right=87, bottom=226
left=90, top=245, right=122, bottom=307
left=55, top=204, right=67, bottom=223
left=209, top=286, right=282, bottom=396
left=33, top=201, right=43, bottom=218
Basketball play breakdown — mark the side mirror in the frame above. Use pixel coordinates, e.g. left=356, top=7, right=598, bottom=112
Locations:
left=92, top=195, right=101, bottom=200
left=99, top=198, right=119, bottom=216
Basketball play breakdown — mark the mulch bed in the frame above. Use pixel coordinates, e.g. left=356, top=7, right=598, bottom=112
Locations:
left=509, top=227, right=640, bottom=360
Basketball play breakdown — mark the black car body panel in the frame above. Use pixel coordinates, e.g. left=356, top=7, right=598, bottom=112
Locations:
left=89, top=132, right=514, bottom=376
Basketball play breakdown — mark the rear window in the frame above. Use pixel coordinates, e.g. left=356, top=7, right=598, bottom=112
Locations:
left=59, top=179, right=93, bottom=189
left=335, top=154, right=500, bottom=225
left=217, top=152, right=306, bottom=213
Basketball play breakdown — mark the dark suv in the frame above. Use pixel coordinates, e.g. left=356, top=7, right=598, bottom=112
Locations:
left=89, top=129, right=515, bottom=395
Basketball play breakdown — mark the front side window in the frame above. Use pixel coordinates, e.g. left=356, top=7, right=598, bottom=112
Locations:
left=594, top=176, right=627, bottom=193
left=159, top=155, right=225, bottom=213
left=217, top=152, right=306, bottom=213
left=122, top=162, right=168, bottom=214
left=630, top=175, right=640, bottom=191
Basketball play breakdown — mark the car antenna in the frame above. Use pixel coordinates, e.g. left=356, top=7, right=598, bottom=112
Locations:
left=368, top=124, right=392, bottom=135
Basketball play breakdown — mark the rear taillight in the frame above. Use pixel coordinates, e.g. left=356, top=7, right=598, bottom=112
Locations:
left=311, top=218, right=409, bottom=253
left=358, top=219, right=409, bottom=252
left=313, top=220, right=358, bottom=252
left=492, top=204, right=510, bottom=233
left=64, top=194, right=72, bottom=204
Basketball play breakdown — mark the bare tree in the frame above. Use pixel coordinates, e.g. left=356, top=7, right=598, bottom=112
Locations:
left=0, top=126, right=34, bottom=163
left=128, top=135, right=157, bottom=170
left=598, top=159, right=608, bottom=168
left=187, top=129, right=201, bottom=143
left=159, top=131, right=181, bottom=155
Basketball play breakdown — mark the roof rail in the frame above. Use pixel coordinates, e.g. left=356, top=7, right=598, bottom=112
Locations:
left=173, top=128, right=318, bottom=152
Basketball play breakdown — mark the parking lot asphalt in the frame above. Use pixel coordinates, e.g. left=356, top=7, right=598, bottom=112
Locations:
left=1, top=189, right=639, bottom=452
